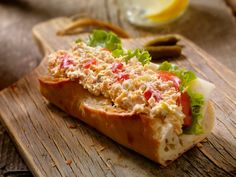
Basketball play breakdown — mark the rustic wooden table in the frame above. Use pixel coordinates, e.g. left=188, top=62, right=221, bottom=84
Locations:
left=0, top=0, right=236, bottom=176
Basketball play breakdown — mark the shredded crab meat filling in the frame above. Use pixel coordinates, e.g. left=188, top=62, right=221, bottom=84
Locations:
left=48, top=42, right=185, bottom=134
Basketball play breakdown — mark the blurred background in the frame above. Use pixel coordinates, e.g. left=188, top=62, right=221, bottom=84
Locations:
left=0, top=0, right=236, bottom=90
left=0, top=0, right=236, bottom=176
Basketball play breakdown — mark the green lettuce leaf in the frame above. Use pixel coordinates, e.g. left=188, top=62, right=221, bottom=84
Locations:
left=75, top=38, right=82, bottom=43
left=85, top=30, right=151, bottom=65
left=183, top=89, right=205, bottom=134
left=88, top=30, right=122, bottom=51
left=135, top=49, right=152, bottom=66
left=112, top=49, right=124, bottom=58
left=178, top=71, right=196, bottom=91
left=158, top=61, right=178, bottom=71
left=124, top=49, right=151, bottom=65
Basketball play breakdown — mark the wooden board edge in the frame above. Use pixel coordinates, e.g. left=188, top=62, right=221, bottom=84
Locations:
left=0, top=109, right=43, bottom=177
left=32, top=17, right=73, bottom=56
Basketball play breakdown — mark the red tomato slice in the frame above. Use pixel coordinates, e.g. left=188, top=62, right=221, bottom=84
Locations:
left=157, top=71, right=181, bottom=90
left=111, top=62, right=123, bottom=73
left=117, top=73, right=129, bottom=81
left=144, top=89, right=161, bottom=102
left=180, top=92, right=192, bottom=127
left=144, top=89, right=153, bottom=101
left=83, top=58, right=97, bottom=69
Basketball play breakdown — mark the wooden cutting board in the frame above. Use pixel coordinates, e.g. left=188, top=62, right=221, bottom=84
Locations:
left=0, top=17, right=235, bottom=177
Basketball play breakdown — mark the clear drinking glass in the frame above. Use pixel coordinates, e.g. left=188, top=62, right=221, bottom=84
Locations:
left=119, top=0, right=189, bottom=27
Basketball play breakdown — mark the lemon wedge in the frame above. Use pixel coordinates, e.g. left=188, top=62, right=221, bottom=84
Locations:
left=145, top=0, right=189, bottom=23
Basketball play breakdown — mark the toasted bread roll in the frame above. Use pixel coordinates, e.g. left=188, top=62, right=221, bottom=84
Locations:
left=39, top=77, right=214, bottom=166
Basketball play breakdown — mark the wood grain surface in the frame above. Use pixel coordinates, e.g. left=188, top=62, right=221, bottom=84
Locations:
left=0, top=124, right=32, bottom=177
left=0, top=16, right=235, bottom=177
left=0, top=0, right=236, bottom=177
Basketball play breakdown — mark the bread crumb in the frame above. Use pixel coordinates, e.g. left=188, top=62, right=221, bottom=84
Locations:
left=10, top=84, right=17, bottom=91
left=196, top=143, right=203, bottom=148
left=41, top=153, right=47, bottom=158
left=66, top=160, right=72, bottom=165
left=99, top=147, right=106, bottom=152
left=68, top=124, right=77, bottom=129
left=160, top=165, right=166, bottom=169
left=51, top=162, right=56, bottom=167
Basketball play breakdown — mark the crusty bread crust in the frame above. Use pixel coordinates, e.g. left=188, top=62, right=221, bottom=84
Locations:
left=39, top=77, right=214, bottom=166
